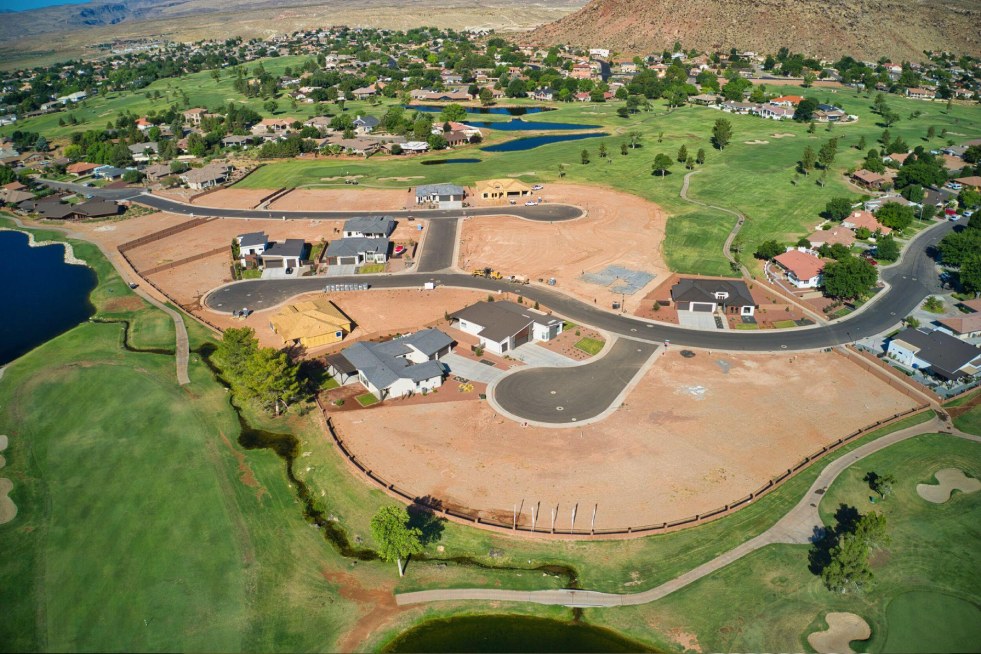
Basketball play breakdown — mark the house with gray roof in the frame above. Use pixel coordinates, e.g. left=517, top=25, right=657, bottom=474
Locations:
left=449, top=301, right=563, bottom=355
left=260, top=239, right=306, bottom=275
left=670, top=278, right=757, bottom=316
left=352, top=115, right=380, bottom=135
left=887, top=328, right=981, bottom=380
left=325, top=237, right=389, bottom=266
left=235, top=231, right=268, bottom=265
left=416, top=183, right=465, bottom=209
left=342, top=216, right=395, bottom=238
left=328, top=329, right=454, bottom=399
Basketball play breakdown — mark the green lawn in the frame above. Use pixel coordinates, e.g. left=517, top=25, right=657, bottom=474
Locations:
left=574, top=336, right=605, bottom=355
left=355, top=392, right=380, bottom=407
left=772, top=319, right=798, bottom=329
left=951, top=391, right=981, bottom=436
left=357, top=263, right=386, bottom=274
left=591, top=432, right=981, bottom=652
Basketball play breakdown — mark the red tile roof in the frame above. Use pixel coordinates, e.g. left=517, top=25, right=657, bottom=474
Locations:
left=774, top=250, right=824, bottom=280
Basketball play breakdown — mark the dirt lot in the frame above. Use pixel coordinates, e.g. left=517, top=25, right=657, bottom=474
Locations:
left=268, top=188, right=411, bottom=212
left=330, top=349, right=918, bottom=530
left=458, top=184, right=668, bottom=313
left=192, top=188, right=271, bottom=209
left=202, top=287, right=496, bottom=353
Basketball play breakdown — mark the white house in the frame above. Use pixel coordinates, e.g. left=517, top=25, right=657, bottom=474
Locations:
left=450, top=301, right=563, bottom=355
left=342, top=216, right=395, bottom=239
left=887, top=328, right=981, bottom=380
left=235, top=232, right=268, bottom=266
left=415, top=183, right=465, bottom=209
left=773, top=249, right=825, bottom=289
left=330, top=329, right=454, bottom=399
left=670, top=278, right=757, bottom=316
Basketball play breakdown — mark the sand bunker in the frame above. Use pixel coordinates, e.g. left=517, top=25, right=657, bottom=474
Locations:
left=771, top=133, right=796, bottom=138
left=378, top=176, right=424, bottom=182
left=744, top=139, right=770, bottom=145
left=916, top=468, right=981, bottom=503
left=0, top=478, right=16, bottom=525
left=808, top=612, right=871, bottom=654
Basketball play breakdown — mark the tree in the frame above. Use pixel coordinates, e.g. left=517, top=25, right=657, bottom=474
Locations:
left=506, top=78, right=527, bottom=98
left=939, top=230, right=981, bottom=267
left=875, top=234, right=899, bottom=261
left=696, top=148, right=706, bottom=165
left=677, top=144, right=688, bottom=163
left=370, top=505, right=424, bottom=577
left=817, top=138, right=839, bottom=169
left=881, top=108, right=900, bottom=127
left=825, top=197, right=853, bottom=221
left=439, top=103, right=467, bottom=123
left=242, top=347, right=301, bottom=415
left=822, top=256, right=877, bottom=298
left=755, top=240, right=784, bottom=260
left=652, top=153, right=672, bottom=177
left=711, top=118, right=732, bottom=150
left=598, top=142, right=608, bottom=158
left=794, top=97, right=818, bottom=122
left=854, top=511, right=889, bottom=550
left=876, top=203, right=915, bottom=231
left=627, top=131, right=641, bottom=149
left=34, top=135, right=48, bottom=152
left=822, top=533, right=874, bottom=593
left=856, top=135, right=866, bottom=151
left=685, top=155, right=695, bottom=170
left=263, top=100, right=278, bottom=114
left=580, top=149, right=590, bottom=165
left=620, top=142, right=628, bottom=156
left=961, top=255, right=981, bottom=295
left=216, top=327, right=259, bottom=381
left=800, top=146, right=816, bottom=175
left=478, top=87, right=494, bottom=106
left=926, top=125, right=937, bottom=140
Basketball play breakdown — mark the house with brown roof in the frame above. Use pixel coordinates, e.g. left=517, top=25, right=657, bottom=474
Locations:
left=852, top=169, right=888, bottom=190
left=770, top=95, right=803, bottom=107
left=807, top=226, right=856, bottom=248
left=773, top=249, right=825, bottom=288
left=66, top=161, right=99, bottom=176
left=842, top=210, right=892, bottom=236
left=906, top=87, right=935, bottom=100
left=935, top=314, right=981, bottom=339
left=183, top=108, right=207, bottom=125
left=954, top=176, right=981, bottom=190
left=179, top=162, right=230, bottom=190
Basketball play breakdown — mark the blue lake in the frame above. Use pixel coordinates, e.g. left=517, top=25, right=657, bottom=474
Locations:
left=481, top=132, right=609, bottom=152
left=473, top=118, right=601, bottom=131
left=420, top=158, right=481, bottom=165
left=406, top=104, right=553, bottom=116
left=0, top=230, right=96, bottom=365
left=382, top=615, right=653, bottom=653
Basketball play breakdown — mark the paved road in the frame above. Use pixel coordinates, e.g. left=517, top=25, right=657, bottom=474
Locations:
left=491, top=339, right=658, bottom=423
left=416, top=218, right=459, bottom=272
left=39, top=181, right=584, bottom=223
left=396, top=417, right=979, bottom=607
left=204, top=217, right=954, bottom=352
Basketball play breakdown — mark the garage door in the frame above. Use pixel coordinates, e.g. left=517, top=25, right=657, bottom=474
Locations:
left=339, top=256, right=358, bottom=265
left=514, top=325, right=531, bottom=347
left=690, top=302, right=715, bottom=312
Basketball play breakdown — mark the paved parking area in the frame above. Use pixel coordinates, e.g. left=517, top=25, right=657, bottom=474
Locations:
left=441, top=353, right=507, bottom=384
left=509, top=342, right=579, bottom=368
left=677, top=310, right=720, bottom=331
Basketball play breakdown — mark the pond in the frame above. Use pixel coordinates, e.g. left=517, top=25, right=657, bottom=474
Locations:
left=420, top=158, right=482, bottom=165
left=0, top=230, right=97, bottom=365
left=406, top=104, right=553, bottom=116
left=481, top=132, right=609, bottom=153
left=382, top=615, right=654, bottom=653
left=473, top=118, right=602, bottom=132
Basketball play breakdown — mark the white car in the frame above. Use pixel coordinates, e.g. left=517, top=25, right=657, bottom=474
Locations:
left=531, top=184, right=543, bottom=190
left=525, top=200, right=538, bottom=206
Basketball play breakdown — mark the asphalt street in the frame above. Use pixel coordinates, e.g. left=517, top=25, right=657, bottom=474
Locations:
left=41, top=181, right=584, bottom=222
left=205, top=217, right=955, bottom=352
left=415, top=218, right=458, bottom=272
left=492, top=339, right=659, bottom=423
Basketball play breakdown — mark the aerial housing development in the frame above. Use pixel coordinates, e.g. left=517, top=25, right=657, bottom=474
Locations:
left=0, top=2, right=980, bottom=652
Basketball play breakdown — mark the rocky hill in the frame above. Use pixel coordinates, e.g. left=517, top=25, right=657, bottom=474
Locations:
left=530, top=0, right=981, bottom=61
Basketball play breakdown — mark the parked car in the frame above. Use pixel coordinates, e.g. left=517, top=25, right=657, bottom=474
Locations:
left=524, top=200, right=538, bottom=206
left=531, top=184, right=543, bottom=191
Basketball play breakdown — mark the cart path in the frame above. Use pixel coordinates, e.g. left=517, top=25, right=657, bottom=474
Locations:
left=679, top=170, right=750, bottom=279
left=397, top=415, right=974, bottom=607
left=3, top=216, right=190, bottom=386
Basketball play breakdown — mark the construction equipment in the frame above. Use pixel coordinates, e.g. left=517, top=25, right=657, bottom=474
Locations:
left=508, top=275, right=530, bottom=285
left=489, top=270, right=504, bottom=280
left=472, top=267, right=491, bottom=277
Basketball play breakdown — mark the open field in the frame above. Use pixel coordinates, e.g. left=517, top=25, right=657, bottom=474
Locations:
left=330, top=348, right=917, bottom=530
left=590, top=432, right=981, bottom=652
left=457, top=184, right=668, bottom=312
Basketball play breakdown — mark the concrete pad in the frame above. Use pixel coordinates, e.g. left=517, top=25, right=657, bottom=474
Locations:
left=441, top=353, right=507, bottom=384
left=508, top=342, right=579, bottom=368
left=677, top=311, right=719, bottom=330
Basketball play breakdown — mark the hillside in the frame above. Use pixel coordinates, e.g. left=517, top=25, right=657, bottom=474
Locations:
left=530, top=0, right=981, bottom=61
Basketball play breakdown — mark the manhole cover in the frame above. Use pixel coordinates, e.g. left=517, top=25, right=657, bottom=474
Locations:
left=556, top=406, right=564, bottom=411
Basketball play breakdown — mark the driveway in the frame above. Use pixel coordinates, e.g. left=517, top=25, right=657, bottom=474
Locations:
left=441, top=353, right=507, bottom=384
left=677, top=310, right=720, bottom=330
left=509, top=342, right=579, bottom=367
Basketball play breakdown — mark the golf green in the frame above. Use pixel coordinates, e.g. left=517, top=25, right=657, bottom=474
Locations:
left=883, top=591, right=981, bottom=653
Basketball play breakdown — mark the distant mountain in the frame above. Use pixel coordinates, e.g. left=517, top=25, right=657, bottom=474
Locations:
left=529, top=0, right=981, bottom=61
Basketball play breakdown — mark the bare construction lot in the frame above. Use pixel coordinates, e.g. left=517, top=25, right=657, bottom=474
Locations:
left=331, top=350, right=918, bottom=531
